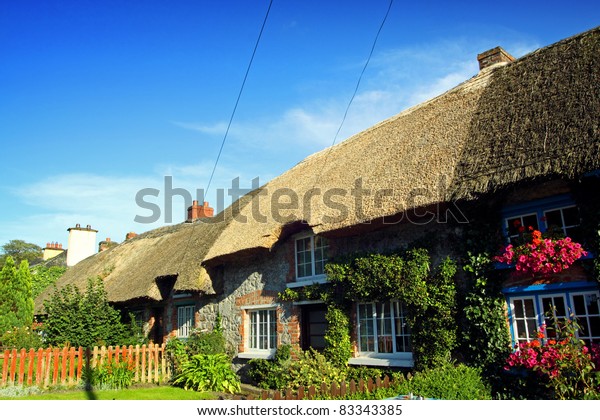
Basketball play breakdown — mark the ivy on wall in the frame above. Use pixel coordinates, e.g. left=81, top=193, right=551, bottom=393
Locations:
left=280, top=248, right=458, bottom=370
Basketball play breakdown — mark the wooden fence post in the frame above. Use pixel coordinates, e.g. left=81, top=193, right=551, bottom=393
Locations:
left=36, top=348, right=44, bottom=386
left=141, top=344, right=147, bottom=383
left=76, top=347, right=83, bottom=383
left=1, top=350, right=9, bottom=387
left=27, top=349, right=35, bottom=386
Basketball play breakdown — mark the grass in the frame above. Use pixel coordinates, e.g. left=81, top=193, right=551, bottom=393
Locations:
left=0, top=385, right=216, bottom=400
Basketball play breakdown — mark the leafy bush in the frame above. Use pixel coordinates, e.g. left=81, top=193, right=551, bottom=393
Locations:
left=43, top=277, right=136, bottom=347
left=286, top=348, right=347, bottom=391
left=396, top=362, right=491, bottom=400
left=247, top=345, right=292, bottom=390
left=172, top=353, right=241, bottom=393
left=0, top=324, right=44, bottom=350
left=82, top=359, right=135, bottom=390
left=165, top=337, right=189, bottom=375
left=186, top=329, right=227, bottom=355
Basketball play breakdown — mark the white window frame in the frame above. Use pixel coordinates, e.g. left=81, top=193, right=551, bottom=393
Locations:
left=508, top=291, right=600, bottom=345
left=543, top=205, right=580, bottom=237
left=177, top=305, right=195, bottom=338
left=509, top=296, right=539, bottom=345
left=356, top=301, right=412, bottom=357
left=238, top=304, right=278, bottom=359
left=570, top=291, right=600, bottom=343
left=505, top=212, right=540, bottom=242
left=293, top=233, right=328, bottom=286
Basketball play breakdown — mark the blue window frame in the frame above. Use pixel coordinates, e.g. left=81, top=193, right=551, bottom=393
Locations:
left=505, top=282, right=600, bottom=346
left=501, top=194, right=582, bottom=243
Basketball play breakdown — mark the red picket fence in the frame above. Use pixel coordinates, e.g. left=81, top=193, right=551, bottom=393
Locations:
left=239, top=375, right=396, bottom=400
left=0, top=343, right=169, bottom=388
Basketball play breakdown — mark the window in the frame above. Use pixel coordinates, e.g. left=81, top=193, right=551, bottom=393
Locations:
left=544, top=206, right=581, bottom=238
left=572, top=292, right=600, bottom=343
left=249, top=309, right=277, bottom=351
left=508, top=291, right=600, bottom=345
left=177, top=305, right=195, bottom=338
left=301, top=304, right=328, bottom=351
left=502, top=195, right=581, bottom=243
left=510, top=297, right=538, bottom=345
left=295, top=235, right=328, bottom=279
left=357, top=301, right=411, bottom=355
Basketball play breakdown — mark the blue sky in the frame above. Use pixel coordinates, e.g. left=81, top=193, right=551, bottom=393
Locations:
left=0, top=0, right=598, bottom=249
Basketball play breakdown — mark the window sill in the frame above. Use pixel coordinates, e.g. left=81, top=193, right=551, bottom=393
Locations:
left=237, top=350, right=276, bottom=360
left=288, top=276, right=328, bottom=288
left=349, top=357, right=414, bottom=368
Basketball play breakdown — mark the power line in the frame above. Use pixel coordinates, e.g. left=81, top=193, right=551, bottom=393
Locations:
left=310, top=0, right=394, bottom=190
left=329, top=0, right=394, bottom=150
left=204, top=0, right=274, bottom=197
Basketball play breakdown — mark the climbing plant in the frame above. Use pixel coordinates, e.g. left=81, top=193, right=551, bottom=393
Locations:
left=324, top=248, right=457, bottom=370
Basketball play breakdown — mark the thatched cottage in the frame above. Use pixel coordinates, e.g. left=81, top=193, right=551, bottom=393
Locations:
left=35, top=26, right=600, bottom=368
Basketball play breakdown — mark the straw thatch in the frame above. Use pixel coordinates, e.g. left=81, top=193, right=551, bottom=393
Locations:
left=204, top=26, right=599, bottom=263
left=451, top=26, right=600, bottom=198
left=34, top=217, right=224, bottom=313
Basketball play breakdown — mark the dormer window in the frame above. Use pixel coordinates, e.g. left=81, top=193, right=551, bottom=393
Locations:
left=295, top=234, right=328, bottom=280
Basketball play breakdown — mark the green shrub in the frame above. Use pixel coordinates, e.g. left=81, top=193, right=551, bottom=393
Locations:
left=43, top=277, right=135, bottom=347
left=396, top=362, right=491, bottom=400
left=172, top=353, right=241, bottom=393
left=247, top=345, right=291, bottom=390
left=82, top=359, right=135, bottom=390
left=165, top=338, right=189, bottom=375
left=286, top=348, right=346, bottom=391
left=186, top=329, right=226, bottom=355
left=1, top=325, right=44, bottom=350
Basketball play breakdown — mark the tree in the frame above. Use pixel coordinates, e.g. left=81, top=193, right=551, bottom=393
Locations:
left=0, top=257, right=34, bottom=335
left=1, top=240, right=42, bottom=266
left=43, top=277, right=132, bottom=347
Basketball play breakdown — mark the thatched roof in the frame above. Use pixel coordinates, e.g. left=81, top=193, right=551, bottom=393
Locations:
left=34, top=217, right=225, bottom=312
left=204, top=26, right=599, bottom=263
left=451, top=26, right=600, bottom=198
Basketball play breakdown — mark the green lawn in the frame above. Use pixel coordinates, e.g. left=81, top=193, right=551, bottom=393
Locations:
left=0, top=386, right=216, bottom=400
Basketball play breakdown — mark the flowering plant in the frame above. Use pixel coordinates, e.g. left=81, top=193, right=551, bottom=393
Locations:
left=495, top=227, right=587, bottom=275
left=505, top=322, right=600, bottom=399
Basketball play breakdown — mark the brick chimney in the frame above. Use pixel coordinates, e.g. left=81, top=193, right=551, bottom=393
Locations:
left=125, top=232, right=138, bottom=240
left=477, top=46, right=515, bottom=70
left=42, top=241, right=65, bottom=261
left=187, top=200, right=214, bottom=221
left=98, top=237, right=114, bottom=252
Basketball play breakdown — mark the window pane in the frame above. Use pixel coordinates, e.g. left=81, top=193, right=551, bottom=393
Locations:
left=524, top=299, right=535, bottom=318
left=544, top=210, right=563, bottom=232
left=514, top=300, right=525, bottom=318
left=573, top=295, right=586, bottom=315
left=522, top=214, right=539, bottom=231
left=314, top=237, right=328, bottom=275
left=507, top=217, right=523, bottom=237
left=269, top=310, right=277, bottom=349
left=296, top=238, right=313, bottom=278
left=562, top=207, right=580, bottom=227
left=358, top=303, right=375, bottom=352
left=393, top=301, right=411, bottom=353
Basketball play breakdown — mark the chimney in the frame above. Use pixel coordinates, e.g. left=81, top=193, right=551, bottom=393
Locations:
left=187, top=200, right=214, bottom=222
left=125, top=232, right=138, bottom=240
left=477, top=46, right=515, bottom=70
left=98, top=238, right=113, bottom=252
